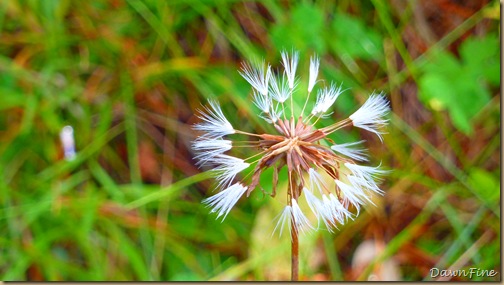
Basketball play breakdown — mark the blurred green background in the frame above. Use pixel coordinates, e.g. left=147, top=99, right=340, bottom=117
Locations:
left=0, top=0, right=500, bottom=281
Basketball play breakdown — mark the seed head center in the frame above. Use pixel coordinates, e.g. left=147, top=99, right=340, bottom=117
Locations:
left=286, top=136, right=300, bottom=151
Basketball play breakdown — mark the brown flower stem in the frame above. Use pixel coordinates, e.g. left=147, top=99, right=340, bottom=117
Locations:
left=291, top=220, right=299, bottom=281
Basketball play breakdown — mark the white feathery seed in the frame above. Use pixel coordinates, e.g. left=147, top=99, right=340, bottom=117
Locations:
left=269, top=71, right=291, bottom=103
left=239, top=61, right=271, bottom=96
left=192, top=139, right=232, bottom=167
left=335, top=179, right=369, bottom=214
left=329, top=193, right=354, bottom=222
left=308, top=168, right=326, bottom=195
left=344, top=163, right=386, bottom=182
left=193, top=138, right=232, bottom=151
left=281, top=50, right=299, bottom=89
left=318, top=194, right=343, bottom=232
left=252, top=90, right=271, bottom=114
left=203, top=183, right=248, bottom=221
left=349, top=93, right=390, bottom=141
left=303, top=188, right=321, bottom=218
left=348, top=174, right=384, bottom=196
left=311, top=83, right=343, bottom=116
left=308, top=55, right=320, bottom=93
left=345, top=163, right=387, bottom=195
left=330, top=141, right=368, bottom=161
left=269, top=104, right=283, bottom=123
left=259, top=104, right=283, bottom=124
left=212, top=155, right=250, bottom=188
left=291, top=199, right=313, bottom=234
left=273, top=205, right=292, bottom=237
left=194, top=100, right=235, bottom=139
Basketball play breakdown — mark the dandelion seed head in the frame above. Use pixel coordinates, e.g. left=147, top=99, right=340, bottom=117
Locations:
left=193, top=51, right=390, bottom=235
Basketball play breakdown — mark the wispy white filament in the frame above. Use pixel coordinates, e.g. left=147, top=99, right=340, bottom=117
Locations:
left=291, top=199, right=313, bottom=234
left=349, top=93, right=390, bottom=141
left=308, top=55, right=320, bottom=93
left=308, top=168, right=326, bottom=195
left=203, top=183, right=248, bottom=221
left=260, top=104, right=283, bottom=124
left=305, top=186, right=358, bottom=232
left=269, top=71, right=290, bottom=103
left=252, top=90, right=271, bottom=114
left=194, top=100, right=235, bottom=139
left=316, top=194, right=354, bottom=232
left=311, top=83, right=343, bottom=116
left=329, top=193, right=354, bottom=222
left=330, top=141, right=368, bottom=161
left=272, top=205, right=292, bottom=237
left=345, top=163, right=386, bottom=195
left=260, top=103, right=283, bottom=123
left=348, top=174, right=384, bottom=196
left=281, top=50, right=299, bottom=89
left=269, top=104, right=283, bottom=123
left=345, top=163, right=385, bottom=181
left=192, top=139, right=232, bottom=167
left=335, top=179, right=369, bottom=214
left=193, top=138, right=232, bottom=152
left=303, top=188, right=320, bottom=218
left=239, top=61, right=271, bottom=96
left=212, top=155, right=250, bottom=188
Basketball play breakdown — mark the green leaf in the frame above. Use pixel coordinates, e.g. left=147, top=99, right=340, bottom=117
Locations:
left=270, top=4, right=326, bottom=53
left=467, top=168, right=499, bottom=206
left=460, top=34, right=500, bottom=86
left=418, top=72, right=455, bottom=111
left=422, top=51, right=461, bottom=78
left=417, top=35, right=498, bottom=135
left=330, top=13, right=383, bottom=61
left=291, top=4, right=325, bottom=52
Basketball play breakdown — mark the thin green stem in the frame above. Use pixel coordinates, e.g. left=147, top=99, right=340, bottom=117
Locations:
left=281, top=102, right=287, bottom=121
left=290, top=88, right=294, bottom=117
left=234, top=129, right=263, bottom=137
left=319, top=118, right=352, bottom=135
left=301, top=91, right=312, bottom=118
left=243, top=150, right=268, bottom=162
